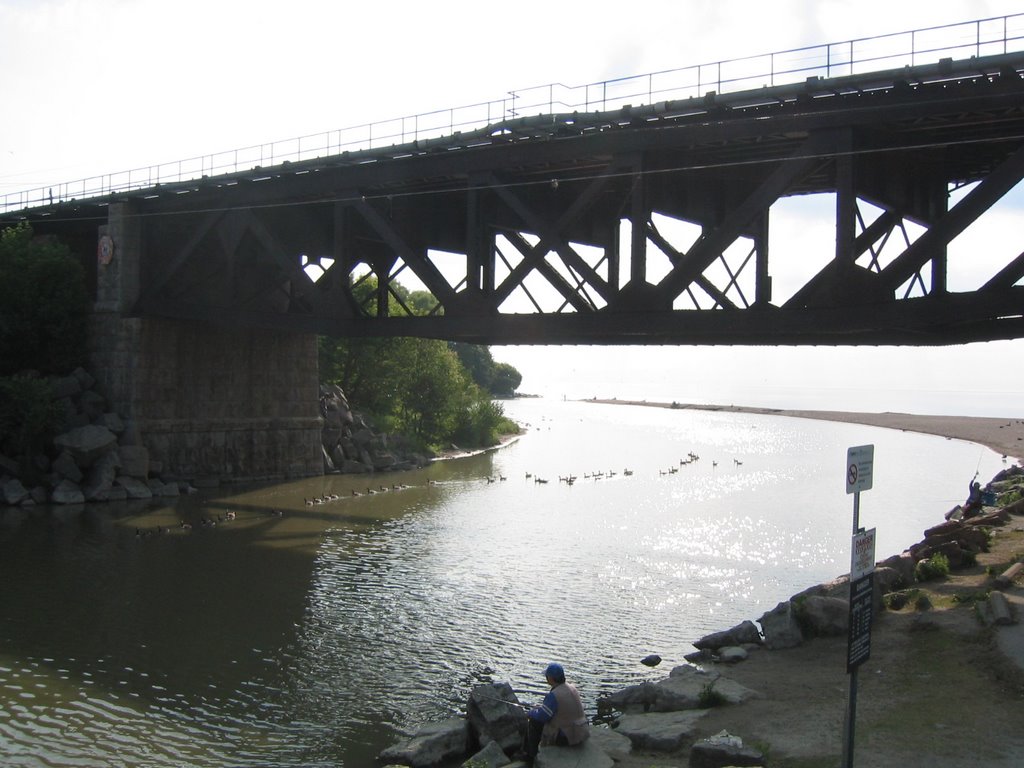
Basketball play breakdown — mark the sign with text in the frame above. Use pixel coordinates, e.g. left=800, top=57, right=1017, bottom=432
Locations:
left=845, top=444, right=874, bottom=494
left=846, top=573, right=874, bottom=672
left=850, top=528, right=877, bottom=581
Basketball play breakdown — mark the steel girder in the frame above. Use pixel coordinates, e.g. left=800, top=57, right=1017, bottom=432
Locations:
left=9, top=52, right=1024, bottom=346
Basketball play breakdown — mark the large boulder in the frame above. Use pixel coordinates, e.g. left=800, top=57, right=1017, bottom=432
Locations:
left=693, top=620, right=761, bottom=650
left=52, top=451, right=84, bottom=483
left=2, top=478, right=29, bottom=506
left=612, top=710, right=708, bottom=752
left=798, top=595, right=849, bottom=637
left=53, top=425, right=117, bottom=468
left=597, top=681, right=660, bottom=713
left=51, top=479, right=85, bottom=504
left=463, top=739, right=511, bottom=767
left=877, top=553, right=916, bottom=589
left=588, top=726, right=632, bottom=759
left=535, top=740, right=613, bottom=768
left=757, top=601, right=804, bottom=649
left=689, top=730, right=766, bottom=767
left=597, top=667, right=758, bottom=714
left=83, top=450, right=121, bottom=500
left=115, top=476, right=153, bottom=500
left=378, top=718, right=471, bottom=768
left=467, top=682, right=526, bottom=755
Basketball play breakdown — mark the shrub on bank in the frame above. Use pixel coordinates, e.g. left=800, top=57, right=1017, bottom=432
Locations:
left=915, top=552, right=951, bottom=582
left=0, top=223, right=89, bottom=376
left=0, top=375, right=60, bottom=480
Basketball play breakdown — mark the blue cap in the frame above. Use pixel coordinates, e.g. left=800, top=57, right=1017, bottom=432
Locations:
left=543, top=663, right=565, bottom=683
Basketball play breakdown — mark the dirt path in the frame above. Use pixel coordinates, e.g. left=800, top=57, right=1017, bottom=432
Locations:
left=610, top=515, right=1024, bottom=767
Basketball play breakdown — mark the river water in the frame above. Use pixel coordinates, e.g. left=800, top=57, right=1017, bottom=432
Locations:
left=0, top=398, right=1007, bottom=767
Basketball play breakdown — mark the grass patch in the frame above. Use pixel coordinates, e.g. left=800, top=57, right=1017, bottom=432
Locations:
left=952, top=589, right=991, bottom=606
left=698, top=680, right=729, bottom=708
left=884, top=588, right=923, bottom=611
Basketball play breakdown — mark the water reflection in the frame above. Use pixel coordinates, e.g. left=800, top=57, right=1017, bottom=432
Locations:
left=0, top=399, right=1007, bottom=766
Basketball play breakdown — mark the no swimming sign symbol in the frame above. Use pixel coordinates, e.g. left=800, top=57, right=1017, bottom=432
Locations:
left=845, top=445, right=874, bottom=495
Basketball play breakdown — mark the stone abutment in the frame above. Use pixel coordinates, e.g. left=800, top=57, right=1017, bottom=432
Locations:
left=86, top=203, right=322, bottom=483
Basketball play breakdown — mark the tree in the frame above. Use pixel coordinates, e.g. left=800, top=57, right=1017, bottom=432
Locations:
left=489, top=362, right=522, bottom=397
left=391, top=339, right=468, bottom=443
left=0, top=223, right=89, bottom=376
left=453, top=391, right=508, bottom=447
left=318, top=272, right=522, bottom=450
left=450, top=342, right=522, bottom=397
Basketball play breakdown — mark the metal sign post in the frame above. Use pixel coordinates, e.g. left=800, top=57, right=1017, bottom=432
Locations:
left=842, top=445, right=875, bottom=768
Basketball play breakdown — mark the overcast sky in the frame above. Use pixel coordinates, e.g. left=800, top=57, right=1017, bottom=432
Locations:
left=2, top=0, right=1023, bottom=416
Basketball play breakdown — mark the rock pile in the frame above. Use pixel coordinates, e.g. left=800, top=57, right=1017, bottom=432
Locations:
left=378, top=671, right=766, bottom=767
left=319, top=383, right=429, bottom=475
left=1, top=367, right=183, bottom=507
left=1, top=374, right=434, bottom=507
left=379, top=681, right=624, bottom=768
left=686, top=466, right=1022, bottom=660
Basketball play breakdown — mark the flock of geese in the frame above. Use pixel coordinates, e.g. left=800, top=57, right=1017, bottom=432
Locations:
left=134, top=509, right=241, bottom=538
left=134, top=450, right=751, bottom=538
left=524, top=451, right=747, bottom=486
left=305, top=482, right=414, bottom=503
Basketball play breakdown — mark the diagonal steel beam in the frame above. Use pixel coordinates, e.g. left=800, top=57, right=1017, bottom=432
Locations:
left=489, top=166, right=623, bottom=305
left=981, top=249, right=1024, bottom=290
left=646, top=222, right=737, bottom=309
left=352, top=197, right=459, bottom=308
left=498, top=231, right=596, bottom=312
left=878, top=144, right=1024, bottom=293
left=133, top=210, right=223, bottom=313
left=235, top=208, right=331, bottom=315
left=654, top=131, right=836, bottom=306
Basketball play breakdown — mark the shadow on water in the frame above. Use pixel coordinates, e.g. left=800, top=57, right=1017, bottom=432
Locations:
left=0, top=455, right=502, bottom=767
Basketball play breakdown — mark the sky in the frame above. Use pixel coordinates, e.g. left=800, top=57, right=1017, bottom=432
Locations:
left=2, top=0, right=1024, bottom=416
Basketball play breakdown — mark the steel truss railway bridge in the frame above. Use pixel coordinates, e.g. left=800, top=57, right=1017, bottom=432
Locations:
left=6, top=15, right=1024, bottom=347
left=4, top=14, right=1024, bottom=478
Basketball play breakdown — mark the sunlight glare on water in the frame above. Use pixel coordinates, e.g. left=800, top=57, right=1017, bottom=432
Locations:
left=0, top=397, right=1007, bottom=767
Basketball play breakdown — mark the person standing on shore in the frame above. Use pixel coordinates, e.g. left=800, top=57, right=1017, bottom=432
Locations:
left=521, top=662, right=589, bottom=762
left=964, top=478, right=984, bottom=517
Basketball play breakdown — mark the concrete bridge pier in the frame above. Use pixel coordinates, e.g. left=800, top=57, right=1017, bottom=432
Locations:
left=86, top=203, right=323, bottom=484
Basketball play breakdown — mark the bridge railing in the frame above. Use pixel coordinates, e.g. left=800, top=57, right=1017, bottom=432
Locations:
left=4, top=12, right=1023, bottom=214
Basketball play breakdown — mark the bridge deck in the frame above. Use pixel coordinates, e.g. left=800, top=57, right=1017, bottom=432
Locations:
left=6, top=51, right=1024, bottom=346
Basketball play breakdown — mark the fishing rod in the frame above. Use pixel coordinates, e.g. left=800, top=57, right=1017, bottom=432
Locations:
left=476, top=694, right=531, bottom=710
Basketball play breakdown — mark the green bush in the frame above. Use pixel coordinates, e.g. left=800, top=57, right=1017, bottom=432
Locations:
left=915, top=552, right=951, bottom=582
left=0, top=375, right=59, bottom=474
left=996, top=488, right=1021, bottom=507
left=0, top=223, right=89, bottom=376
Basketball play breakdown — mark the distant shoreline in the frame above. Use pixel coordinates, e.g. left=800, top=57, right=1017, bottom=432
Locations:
left=584, top=398, right=1024, bottom=463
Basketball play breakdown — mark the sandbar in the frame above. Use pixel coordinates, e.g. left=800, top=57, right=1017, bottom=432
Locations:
left=586, top=399, right=1024, bottom=462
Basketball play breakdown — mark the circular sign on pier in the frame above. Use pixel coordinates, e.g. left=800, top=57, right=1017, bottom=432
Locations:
left=98, top=234, right=114, bottom=266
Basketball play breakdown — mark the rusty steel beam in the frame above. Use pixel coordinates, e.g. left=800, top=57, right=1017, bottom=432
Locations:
left=9, top=52, right=1024, bottom=347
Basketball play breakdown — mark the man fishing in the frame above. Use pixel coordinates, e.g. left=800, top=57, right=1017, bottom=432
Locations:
left=521, top=662, right=589, bottom=763
left=964, top=474, right=984, bottom=518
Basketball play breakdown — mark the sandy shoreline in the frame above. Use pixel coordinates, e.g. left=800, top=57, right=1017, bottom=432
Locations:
left=585, top=398, right=1024, bottom=463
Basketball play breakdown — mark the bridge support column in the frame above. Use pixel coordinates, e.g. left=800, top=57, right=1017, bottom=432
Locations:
left=87, top=203, right=323, bottom=484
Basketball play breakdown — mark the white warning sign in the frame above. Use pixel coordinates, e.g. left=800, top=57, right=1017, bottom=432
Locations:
left=845, top=445, right=874, bottom=495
